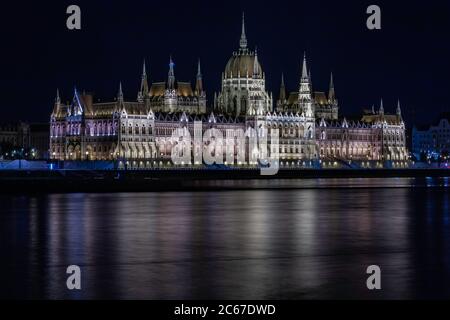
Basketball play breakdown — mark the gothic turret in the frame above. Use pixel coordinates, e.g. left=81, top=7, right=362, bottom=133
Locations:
left=379, top=98, right=384, bottom=115
left=56, top=88, right=61, bottom=105
left=52, top=89, right=62, bottom=117
left=195, top=59, right=204, bottom=95
left=239, top=12, right=247, bottom=51
left=70, top=87, right=84, bottom=116
left=138, top=59, right=149, bottom=102
left=299, top=53, right=312, bottom=98
left=279, top=73, right=286, bottom=104
left=298, top=53, right=313, bottom=117
left=253, top=48, right=261, bottom=78
left=397, top=99, right=402, bottom=118
left=328, top=72, right=336, bottom=103
left=118, top=82, right=124, bottom=104
left=168, top=56, right=175, bottom=90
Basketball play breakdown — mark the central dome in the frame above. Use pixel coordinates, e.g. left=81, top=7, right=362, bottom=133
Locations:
left=224, top=51, right=262, bottom=79
left=223, top=13, right=263, bottom=79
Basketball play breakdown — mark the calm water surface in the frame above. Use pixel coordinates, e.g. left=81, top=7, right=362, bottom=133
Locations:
left=1, top=178, right=450, bottom=299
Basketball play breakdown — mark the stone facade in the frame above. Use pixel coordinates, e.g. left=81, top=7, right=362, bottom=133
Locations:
left=49, top=14, right=408, bottom=168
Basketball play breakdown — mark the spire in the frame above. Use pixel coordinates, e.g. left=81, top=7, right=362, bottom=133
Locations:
left=371, top=104, right=375, bottom=114
left=168, top=56, right=175, bottom=90
left=298, top=53, right=312, bottom=115
left=214, top=92, right=217, bottom=109
left=197, top=59, right=201, bottom=77
left=397, top=99, right=402, bottom=117
left=279, top=73, right=286, bottom=103
left=299, top=53, right=311, bottom=89
left=301, top=52, right=309, bottom=80
left=56, top=88, right=61, bottom=105
left=142, top=59, right=147, bottom=77
left=138, top=59, right=149, bottom=102
left=328, top=72, right=335, bottom=102
left=195, top=59, right=204, bottom=95
left=253, top=47, right=260, bottom=77
left=379, top=98, right=384, bottom=115
left=239, top=12, right=247, bottom=50
left=118, top=82, right=124, bottom=103
left=52, top=88, right=61, bottom=116
left=72, top=86, right=83, bottom=116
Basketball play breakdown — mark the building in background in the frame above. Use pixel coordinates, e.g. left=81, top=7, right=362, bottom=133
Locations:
left=49, top=14, right=409, bottom=168
left=0, top=122, right=49, bottom=159
left=0, top=122, right=29, bottom=149
left=29, top=123, right=50, bottom=159
left=412, top=113, right=450, bottom=161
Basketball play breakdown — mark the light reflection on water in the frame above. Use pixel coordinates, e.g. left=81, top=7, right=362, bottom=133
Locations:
left=1, top=178, right=450, bottom=299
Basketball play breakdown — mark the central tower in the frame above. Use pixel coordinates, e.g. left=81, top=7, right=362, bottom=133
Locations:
left=214, top=13, right=272, bottom=117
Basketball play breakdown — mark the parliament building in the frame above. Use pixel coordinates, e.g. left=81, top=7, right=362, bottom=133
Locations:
left=50, top=14, right=408, bottom=169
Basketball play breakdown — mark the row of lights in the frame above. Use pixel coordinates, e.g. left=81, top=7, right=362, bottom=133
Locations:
left=0, top=148, right=37, bottom=158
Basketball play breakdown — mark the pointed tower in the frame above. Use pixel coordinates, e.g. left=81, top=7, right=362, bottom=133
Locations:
left=277, top=73, right=286, bottom=112
left=301, top=52, right=308, bottom=81
left=328, top=72, right=336, bottom=103
left=71, top=86, right=84, bottom=116
left=396, top=99, right=402, bottom=117
left=195, top=59, right=204, bottom=95
left=138, top=59, right=149, bottom=102
left=56, top=88, right=61, bottom=105
left=379, top=98, right=384, bottom=115
left=298, top=52, right=313, bottom=117
left=168, top=56, right=175, bottom=90
left=52, top=89, right=61, bottom=116
left=253, top=48, right=261, bottom=78
left=239, top=12, right=247, bottom=51
left=118, top=82, right=124, bottom=104
left=279, top=73, right=286, bottom=102
left=196, top=59, right=207, bottom=113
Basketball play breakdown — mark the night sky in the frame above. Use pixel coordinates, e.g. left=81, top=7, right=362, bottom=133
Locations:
left=1, top=0, right=449, bottom=127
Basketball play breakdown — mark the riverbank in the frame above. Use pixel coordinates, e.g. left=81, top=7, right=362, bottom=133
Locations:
left=0, top=168, right=449, bottom=193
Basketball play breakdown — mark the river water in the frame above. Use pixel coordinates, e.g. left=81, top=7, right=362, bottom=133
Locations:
left=1, top=178, right=449, bottom=299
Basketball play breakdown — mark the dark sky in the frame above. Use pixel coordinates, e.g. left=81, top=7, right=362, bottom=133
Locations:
left=1, top=0, right=449, bottom=127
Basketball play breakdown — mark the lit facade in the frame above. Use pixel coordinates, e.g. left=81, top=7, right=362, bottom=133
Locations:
left=316, top=101, right=408, bottom=163
left=50, top=14, right=408, bottom=167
